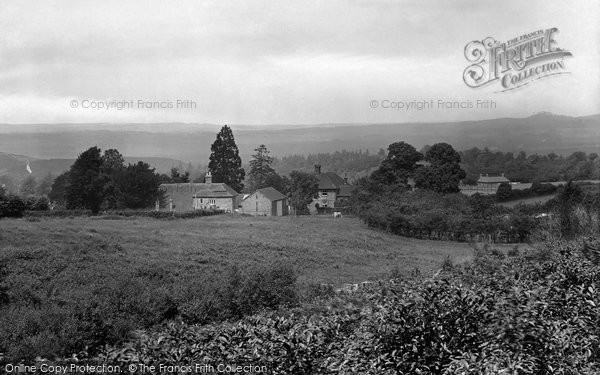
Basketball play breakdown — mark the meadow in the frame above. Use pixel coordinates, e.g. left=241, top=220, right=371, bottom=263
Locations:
left=0, top=214, right=490, bottom=361
left=0, top=214, right=479, bottom=285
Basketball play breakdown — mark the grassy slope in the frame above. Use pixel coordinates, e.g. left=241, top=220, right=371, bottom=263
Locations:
left=0, top=215, right=482, bottom=285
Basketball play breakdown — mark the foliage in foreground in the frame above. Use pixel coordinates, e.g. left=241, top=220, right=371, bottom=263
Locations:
left=90, top=240, right=600, bottom=374
left=0, top=245, right=297, bottom=363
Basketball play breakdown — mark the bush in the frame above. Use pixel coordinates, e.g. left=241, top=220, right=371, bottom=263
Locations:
left=0, top=246, right=298, bottom=363
left=23, top=196, right=50, bottom=211
left=180, top=263, right=299, bottom=324
left=93, top=240, right=600, bottom=374
left=0, top=195, right=25, bottom=218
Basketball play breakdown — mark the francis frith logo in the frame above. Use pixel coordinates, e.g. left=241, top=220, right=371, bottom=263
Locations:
left=463, top=28, right=572, bottom=91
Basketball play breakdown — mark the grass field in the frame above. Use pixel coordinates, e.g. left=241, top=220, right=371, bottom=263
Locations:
left=0, top=214, right=530, bottom=360
left=496, top=194, right=557, bottom=208
left=0, top=214, right=483, bottom=285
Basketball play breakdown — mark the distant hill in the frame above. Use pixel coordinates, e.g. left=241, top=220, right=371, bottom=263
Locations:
left=0, top=112, right=598, bottom=168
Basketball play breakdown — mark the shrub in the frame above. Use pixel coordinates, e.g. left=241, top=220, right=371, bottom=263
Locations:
left=180, top=263, right=299, bottom=324
left=54, top=240, right=598, bottom=374
left=24, top=196, right=50, bottom=211
left=0, top=195, right=25, bottom=218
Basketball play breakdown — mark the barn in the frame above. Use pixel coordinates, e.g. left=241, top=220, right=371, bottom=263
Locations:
left=240, top=187, right=288, bottom=216
left=159, top=172, right=239, bottom=212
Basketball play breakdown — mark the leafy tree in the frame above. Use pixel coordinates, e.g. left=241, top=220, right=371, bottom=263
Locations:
left=159, top=168, right=190, bottom=184
left=415, top=143, right=466, bottom=194
left=166, top=167, right=190, bottom=183
left=101, top=149, right=125, bottom=209
left=264, top=173, right=290, bottom=196
left=37, top=173, right=54, bottom=196
left=113, top=162, right=163, bottom=209
left=19, top=175, right=37, bottom=196
left=288, top=171, right=319, bottom=214
left=247, top=145, right=277, bottom=191
left=49, top=172, right=70, bottom=206
left=101, top=149, right=125, bottom=173
left=371, top=141, right=422, bottom=186
left=65, top=146, right=106, bottom=214
left=208, top=125, right=245, bottom=192
left=496, top=182, right=512, bottom=201
left=424, top=142, right=461, bottom=165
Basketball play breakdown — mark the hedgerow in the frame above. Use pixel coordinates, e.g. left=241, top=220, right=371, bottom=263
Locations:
left=355, top=190, right=535, bottom=243
left=22, top=209, right=224, bottom=219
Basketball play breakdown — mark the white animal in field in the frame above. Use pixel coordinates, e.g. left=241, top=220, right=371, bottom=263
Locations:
left=333, top=212, right=342, bottom=218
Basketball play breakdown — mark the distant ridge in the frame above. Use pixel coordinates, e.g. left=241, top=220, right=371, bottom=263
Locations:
left=0, top=113, right=597, bottom=162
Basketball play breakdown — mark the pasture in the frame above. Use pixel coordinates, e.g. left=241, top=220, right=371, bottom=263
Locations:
left=0, top=214, right=528, bottom=360
left=0, top=214, right=480, bottom=285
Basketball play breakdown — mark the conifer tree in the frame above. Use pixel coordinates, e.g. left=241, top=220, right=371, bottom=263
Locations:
left=247, top=144, right=276, bottom=191
left=208, top=125, right=245, bottom=192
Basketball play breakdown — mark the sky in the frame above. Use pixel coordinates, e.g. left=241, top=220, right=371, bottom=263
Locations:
left=0, top=0, right=598, bottom=125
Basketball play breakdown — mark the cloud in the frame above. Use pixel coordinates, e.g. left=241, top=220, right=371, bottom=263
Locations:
left=0, top=0, right=598, bottom=124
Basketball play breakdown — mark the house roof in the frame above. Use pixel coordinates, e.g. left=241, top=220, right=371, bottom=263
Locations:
left=160, top=183, right=238, bottom=198
left=255, top=187, right=287, bottom=201
left=318, top=172, right=346, bottom=190
left=477, top=175, right=510, bottom=184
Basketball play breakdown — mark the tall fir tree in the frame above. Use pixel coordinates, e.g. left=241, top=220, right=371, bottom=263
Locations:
left=247, top=144, right=276, bottom=191
left=208, top=125, right=245, bottom=192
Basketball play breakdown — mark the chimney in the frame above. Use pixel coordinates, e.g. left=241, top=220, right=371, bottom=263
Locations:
left=314, top=164, right=321, bottom=174
left=205, top=171, right=212, bottom=184
left=343, top=172, right=348, bottom=184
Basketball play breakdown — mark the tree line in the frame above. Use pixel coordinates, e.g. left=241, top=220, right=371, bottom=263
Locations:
left=460, top=147, right=600, bottom=184
left=1, top=125, right=320, bottom=216
left=351, top=141, right=534, bottom=242
left=271, top=149, right=386, bottom=176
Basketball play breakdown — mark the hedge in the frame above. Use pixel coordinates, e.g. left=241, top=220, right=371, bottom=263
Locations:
left=22, top=209, right=224, bottom=219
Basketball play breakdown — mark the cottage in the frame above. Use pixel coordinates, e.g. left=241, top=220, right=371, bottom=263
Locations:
left=240, top=187, right=289, bottom=216
left=476, top=173, right=510, bottom=194
left=311, top=165, right=356, bottom=212
left=159, top=172, right=239, bottom=212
